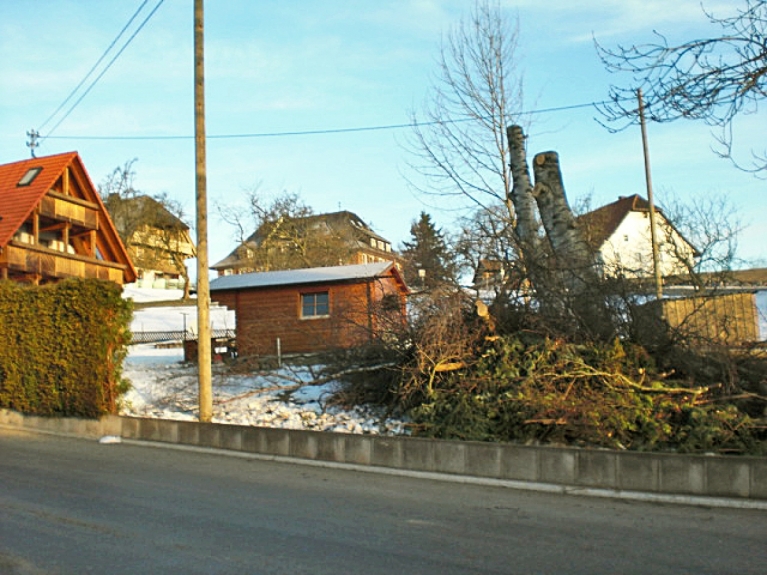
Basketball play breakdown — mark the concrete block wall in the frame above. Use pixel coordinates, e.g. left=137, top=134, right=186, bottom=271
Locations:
left=118, top=416, right=767, bottom=500
left=2, top=409, right=765, bottom=500
left=0, top=409, right=121, bottom=439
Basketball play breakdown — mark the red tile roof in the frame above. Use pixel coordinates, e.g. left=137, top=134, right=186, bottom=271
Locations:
left=576, top=194, right=651, bottom=249
left=0, top=151, right=79, bottom=247
left=577, top=194, right=699, bottom=257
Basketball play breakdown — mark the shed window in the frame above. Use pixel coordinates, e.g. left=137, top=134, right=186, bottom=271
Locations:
left=301, top=291, right=329, bottom=318
left=17, top=167, right=42, bottom=187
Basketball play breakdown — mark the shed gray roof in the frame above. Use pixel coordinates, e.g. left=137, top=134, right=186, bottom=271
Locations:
left=209, top=262, right=401, bottom=291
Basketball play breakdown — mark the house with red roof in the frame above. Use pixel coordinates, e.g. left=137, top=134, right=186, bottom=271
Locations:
left=0, top=152, right=136, bottom=285
left=471, top=194, right=699, bottom=292
left=577, top=194, right=698, bottom=279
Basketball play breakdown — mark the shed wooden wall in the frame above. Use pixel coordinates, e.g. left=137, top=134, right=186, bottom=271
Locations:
left=637, top=292, right=760, bottom=346
left=213, top=276, right=406, bottom=357
left=661, top=292, right=759, bottom=345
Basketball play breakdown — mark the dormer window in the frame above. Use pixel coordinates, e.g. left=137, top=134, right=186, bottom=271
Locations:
left=17, top=167, right=42, bottom=187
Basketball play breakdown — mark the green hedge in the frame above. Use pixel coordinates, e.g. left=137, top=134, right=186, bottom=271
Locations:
left=0, top=278, right=132, bottom=418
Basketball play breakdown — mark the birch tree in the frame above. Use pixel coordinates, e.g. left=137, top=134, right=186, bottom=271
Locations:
left=409, top=1, right=615, bottom=339
left=407, top=0, right=525, bottom=224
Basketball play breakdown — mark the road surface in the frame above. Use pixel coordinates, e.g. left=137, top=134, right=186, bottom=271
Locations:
left=0, top=428, right=765, bottom=574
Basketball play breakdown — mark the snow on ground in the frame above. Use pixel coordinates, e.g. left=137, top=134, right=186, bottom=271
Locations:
left=120, top=343, right=409, bottom=435
left=121, top=287, right=408, bottom=435
left=756, top=290, right=767, bottom=341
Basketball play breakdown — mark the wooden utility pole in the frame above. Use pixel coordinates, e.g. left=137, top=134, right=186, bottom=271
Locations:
left=194, top=0, right=212, bottom=422
left=637, top=89, right=663, bottom=300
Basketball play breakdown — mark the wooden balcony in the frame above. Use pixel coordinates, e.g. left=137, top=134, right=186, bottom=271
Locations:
left=39, top=192, right=99, bottom=230
left=0, top=242, right=125, bottom=284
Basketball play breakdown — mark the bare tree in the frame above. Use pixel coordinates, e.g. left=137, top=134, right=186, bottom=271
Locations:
left=147, top=192, right=195, bottom=299
left=407, top=0, right=525, bottom=217
left=661, top=191, right=745, bottom=282
left=531, top=151, right=596, bottom=289
left=100, top=161, right=195, bottom=297
left=217, top=185, right=313, bottom=245
left=217, top=188, right=359, bottom=272
left=406, top=1, right=557, bottom=306
left=455, top=202, right=516, bottom=287
left=507, top=124, right=540, bottom=253
left=597, top=0, right=767, bottom=173
left=100, top=159, right=143, bottom=243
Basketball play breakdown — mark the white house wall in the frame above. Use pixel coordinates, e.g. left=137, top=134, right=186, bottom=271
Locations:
left=598, top=211, right=695, bottom=278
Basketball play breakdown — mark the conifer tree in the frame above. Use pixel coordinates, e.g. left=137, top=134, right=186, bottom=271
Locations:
left=401, top=212, right=455, bottom=290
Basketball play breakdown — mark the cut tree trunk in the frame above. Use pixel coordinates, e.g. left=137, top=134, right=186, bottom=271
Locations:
left=532, top=151, right=614, bottom=340
left=506, top=125, right=539, bottom=251
left=532, top=151, right=595, bottom=290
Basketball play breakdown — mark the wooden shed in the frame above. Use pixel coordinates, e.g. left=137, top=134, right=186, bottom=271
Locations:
left=209, top=262, right=409, bottom=357
left=638, top=291, right=760, bottom=347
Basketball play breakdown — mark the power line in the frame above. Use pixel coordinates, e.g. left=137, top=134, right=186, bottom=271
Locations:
left=43, top=100, right=606, bottom=141
left=39, top=0, right=165, bottom=144
left=38, top=0, right=150, bottom=133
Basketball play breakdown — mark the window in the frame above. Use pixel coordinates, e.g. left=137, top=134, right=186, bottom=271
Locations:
left=301, top=291, right=329, bottom=318
left=17, top=167, right=42, bottom=187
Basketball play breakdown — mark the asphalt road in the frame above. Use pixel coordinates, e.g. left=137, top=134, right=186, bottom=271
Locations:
left=0, top=428, right=765, bottom=575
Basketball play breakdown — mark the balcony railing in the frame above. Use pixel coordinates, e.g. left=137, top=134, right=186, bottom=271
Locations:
left=0, top=242, right=125, bottom=284
left=39, top=193, right=99, bottom=229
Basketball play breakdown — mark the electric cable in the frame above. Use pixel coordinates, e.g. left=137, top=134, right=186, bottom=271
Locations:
left=38, top=0, right=150, bottom=133
left=39, top=0, right=165, bottom=144
left=43, top=100, right=608, bottom=141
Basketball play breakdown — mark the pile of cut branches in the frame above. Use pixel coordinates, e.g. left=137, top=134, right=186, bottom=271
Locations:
left=400, top=333, right=765, bottom=454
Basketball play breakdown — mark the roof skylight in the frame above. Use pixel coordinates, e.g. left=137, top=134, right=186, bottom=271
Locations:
left=17, top=167, right=42, bottom=187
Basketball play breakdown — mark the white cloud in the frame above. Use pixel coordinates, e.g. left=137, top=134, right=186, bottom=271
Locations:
left=506, top=0, right=736, bottom=44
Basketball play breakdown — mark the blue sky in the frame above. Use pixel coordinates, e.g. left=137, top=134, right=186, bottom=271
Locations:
left=1, top=0, right=764, bottom=271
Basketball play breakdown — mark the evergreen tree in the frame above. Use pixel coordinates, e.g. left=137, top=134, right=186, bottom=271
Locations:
left=401, top=212, right=455, bottom=290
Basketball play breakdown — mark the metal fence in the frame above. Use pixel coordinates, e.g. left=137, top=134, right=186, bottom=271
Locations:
left=130, top=329, right=235, bottom=344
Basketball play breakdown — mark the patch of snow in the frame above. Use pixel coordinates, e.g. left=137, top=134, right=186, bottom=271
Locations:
left=756, top=290, right=767, bottom=341
left=99, top=435, right=122, bottom=444
left=120, top=343, right=409, bottom=435
left=122, top=285, right=185, bottom=303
